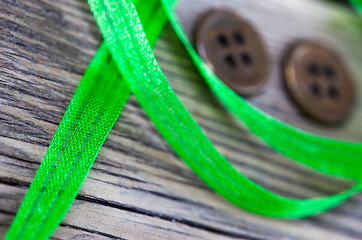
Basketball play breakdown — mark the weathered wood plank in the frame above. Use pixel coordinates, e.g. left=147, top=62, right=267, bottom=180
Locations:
left=1, top=0, right=362, bottom=239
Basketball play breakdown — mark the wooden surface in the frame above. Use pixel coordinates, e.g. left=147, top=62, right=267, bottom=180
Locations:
left=1, top=0, right=362, bottom=239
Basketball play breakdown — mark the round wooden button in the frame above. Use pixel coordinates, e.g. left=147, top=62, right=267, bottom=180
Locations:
left=194, top=9, right=269, bottom=96
left=283, top=41, right=355, bottom=124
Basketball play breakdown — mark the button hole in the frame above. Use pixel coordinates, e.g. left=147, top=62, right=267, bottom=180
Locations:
left=240, top=53, right=253, bottom=66
left=233, top=32, right=245, bottom=45
left=224, top=55, right=236, bottom=68
left=328, top=86, right=339, bottom=99
left=307, top=63, right=320, bottom=77
left=309, top=83, right=321, bottom=97
left=216, top=34, right=229, bottom=47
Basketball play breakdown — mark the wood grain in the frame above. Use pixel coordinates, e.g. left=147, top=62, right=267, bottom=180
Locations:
left=1, top=0, right=362, bottom=239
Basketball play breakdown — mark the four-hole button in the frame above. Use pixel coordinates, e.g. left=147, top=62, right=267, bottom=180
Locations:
left=194, top=9, right=269, bottom=96
left=283, top=41, right=355, bottom=124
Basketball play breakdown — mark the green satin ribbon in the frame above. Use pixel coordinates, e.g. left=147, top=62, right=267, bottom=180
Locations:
left=5, top=0, right=362, bottom=239
left=351, top=0, right=362, bottom=13
left=4, top=0, right=169, bottom=239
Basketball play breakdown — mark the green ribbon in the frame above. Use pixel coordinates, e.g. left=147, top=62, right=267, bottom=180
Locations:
left=351, top=0, right=362, bottom=13
left=4, top=0, right=168, bottom=239
left=5, top=0, right=362, bottom=239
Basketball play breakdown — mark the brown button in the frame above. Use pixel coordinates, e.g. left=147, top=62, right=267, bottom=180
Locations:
left=283, top=41, right=355, bottom=124
left=194, top=9, right=269, bottom=96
